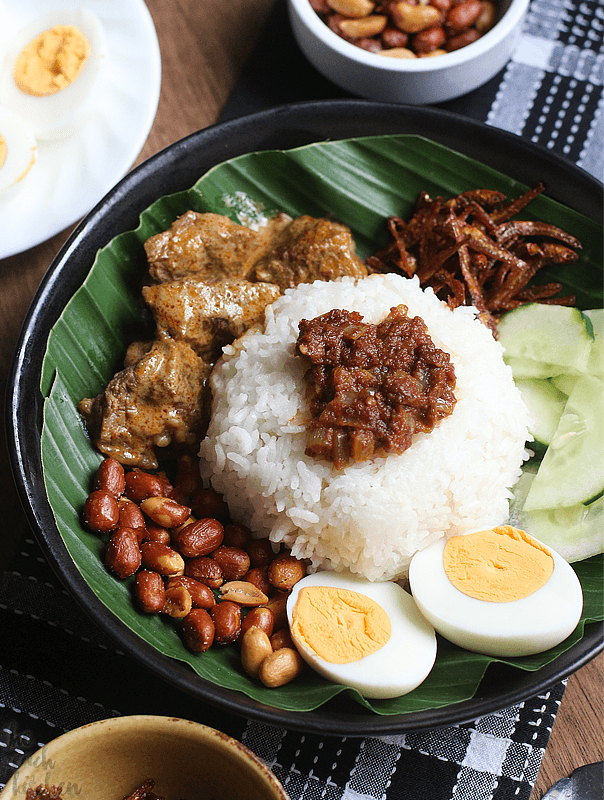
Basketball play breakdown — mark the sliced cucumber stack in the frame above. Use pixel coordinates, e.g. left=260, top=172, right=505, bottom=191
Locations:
left=515, top=379, right=567, bottom=447
left=498, top=304, right=593, bottom=377
left=499, top=304, right=604, bottom=562
left=520, top=496, right=604, bottom=563
left=524, top=374, right=604, bottom=510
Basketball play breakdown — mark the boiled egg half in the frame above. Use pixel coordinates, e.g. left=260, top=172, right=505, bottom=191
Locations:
left=409, top=525, right=583, bottom=657
left=286, top=571, right=437, bottom=699
left=0, top=7, right=106, bottom=140
left=0, top=106, right=37, bottom=205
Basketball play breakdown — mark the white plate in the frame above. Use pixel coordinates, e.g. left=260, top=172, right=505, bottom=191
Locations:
left=0, top=0, right=161, bottom=260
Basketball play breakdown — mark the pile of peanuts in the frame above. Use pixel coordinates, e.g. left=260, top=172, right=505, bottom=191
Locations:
left=83, top=455, right=306, bottom=689
left=309, top=0, right=496, bottom=57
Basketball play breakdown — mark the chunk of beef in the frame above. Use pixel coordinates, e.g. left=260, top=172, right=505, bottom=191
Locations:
left=144, top=211, right=291, bottom=284
left=142, top=277, right=281, bottom=362
left=250, top=215, right=367, bottom=290
left=144, top=211, right=367, bottom=291
left=78, top=338, right=211, bottom=469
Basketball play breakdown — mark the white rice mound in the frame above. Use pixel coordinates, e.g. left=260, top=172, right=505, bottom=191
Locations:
left=199, top=273, right=531, bottom=582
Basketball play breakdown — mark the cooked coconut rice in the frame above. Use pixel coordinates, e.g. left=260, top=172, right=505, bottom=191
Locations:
left=199, top=273, right=531, bottom=582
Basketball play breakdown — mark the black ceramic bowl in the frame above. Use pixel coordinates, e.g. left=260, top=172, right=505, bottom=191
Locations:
left=7, top=100, right=603, bottom=736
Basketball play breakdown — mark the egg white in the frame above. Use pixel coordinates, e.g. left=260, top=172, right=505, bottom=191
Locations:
left=0, top=106, right=37, bottom=204
left=0, top=7, right=106, bottom=140
left=286, top=571, right=437, bottom=699
left=408, top=536, right=583, bottom=657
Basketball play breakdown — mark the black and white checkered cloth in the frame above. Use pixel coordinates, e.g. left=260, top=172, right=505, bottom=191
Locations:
left=2, top=0, right=601, bottom=797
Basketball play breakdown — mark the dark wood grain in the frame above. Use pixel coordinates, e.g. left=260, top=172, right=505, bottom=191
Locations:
left=0, top=2, right=601, bottom=796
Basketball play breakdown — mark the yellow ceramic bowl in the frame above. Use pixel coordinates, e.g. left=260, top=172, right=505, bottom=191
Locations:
left=0, top=716, right=289, bottom=800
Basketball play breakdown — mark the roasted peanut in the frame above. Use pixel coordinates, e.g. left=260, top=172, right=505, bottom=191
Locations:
left=392, top=2, right=440, bottom=32
left=241, top=627, right=273, bottom=678
left=167, top=575, right=215, bottom=609
left=171, top=515, right=197, bottom=535
left=135, top=570, right=166, bottom=613
left=154, top=470, right=177, bottom=499
left=445, top=0, right=482, bottom=29
left=241, top=607, right=275, bottom=639
left=421, top=47, right=448, bottom=55
left=246, top=539, right=275, bottom=568
left=190, top=487, right=230, bottom=523
left=328, top=12, right=349, bottom=36
left=380, top=46, right=417, bottom=57
left=353, top=35, right=383, bottom=51
left=271, top=628, right=295, bottom=651
left=210, top=601, right=241, bottom=644
left=142, top=521, right=171, bottom=545
left=140, top=541, right=185, bottom=576
left=94, top=458, right=125, bottom=498
left=185, top=556, right=223, bottom=588
left=162, top=583, right=193, bottom=618
left=84, top=490, right=119, bottom=533
left=264, top=591, right=289, bottom=631
left=475, top=0, right=496, bottom=32
left=182, top=608, right=215, bottom=652
left=412, top=24, right=446, bottom=51
left=445, top=26, right=481, bottom=48
left=118, top=497, right=146, bottom=534
left=104, top=527, right=141, bottom=579
left=212, top=546, right=250, bottom=581
left=243, top=566, right=272, bottom=597
left=268, top=554, right=307, bottom=592
left=429, top=0, right=452, bottom=17
left=220, top=581, right=269, bottom=606
left=381, top=26, right=409, bottom=48
left=258, top=648, right=304, bottom=688
left=327, top=0, right=375, bottom=17
left=339, top=14, right=387, bottom=37
left=124, top=468, right=165, bottom=503
left=140, top=496, right=191, bottom=528
left=171, top=517, right=224, bottom=558
left=222, top=522, right=251, bottom=549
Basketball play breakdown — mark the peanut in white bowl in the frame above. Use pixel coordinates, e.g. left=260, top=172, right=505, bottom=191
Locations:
left=287, top=0, right=529, bottom=104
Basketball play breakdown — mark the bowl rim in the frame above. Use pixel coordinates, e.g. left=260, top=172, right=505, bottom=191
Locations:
left=0, top=715, right=289, bottom=800
left=287, top=0, right=530, bottom=71
left=6, top=99, right=603, bottom=737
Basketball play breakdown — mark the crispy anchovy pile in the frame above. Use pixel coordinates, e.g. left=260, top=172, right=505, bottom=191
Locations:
left=366, top=183, right=581, bottom=334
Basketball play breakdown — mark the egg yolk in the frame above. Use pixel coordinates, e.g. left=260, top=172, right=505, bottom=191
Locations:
left=291, top=586, right=391, bottom=663
left=14, top=25, right=90, bottom=97
left=443, top=525, right=554, bottom=603
left=0, top=135, right=6, bottom=170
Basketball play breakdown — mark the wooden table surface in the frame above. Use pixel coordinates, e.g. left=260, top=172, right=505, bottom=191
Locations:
left=0, top=1, right=601, bottom=797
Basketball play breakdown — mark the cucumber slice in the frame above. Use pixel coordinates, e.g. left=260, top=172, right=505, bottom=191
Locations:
left=505, top=356, right=565, bottom=380
left=520, top=496, right=604, bottom=563
left=584, top=309, right=603, bottom=377
left=498, top=304, right=592, bottom=372
left=515, top=379, right=567, bottom=446
left=524, top=374, right=604, bottom=510
left=551, top=374, right=578, bottom=397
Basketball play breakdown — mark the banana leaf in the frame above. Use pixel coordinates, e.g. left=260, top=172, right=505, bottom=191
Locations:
left=40, top=134, right=604, bottom=715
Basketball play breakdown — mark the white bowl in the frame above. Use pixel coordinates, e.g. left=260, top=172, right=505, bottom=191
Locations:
left=287, top=0, right=529, bottom=104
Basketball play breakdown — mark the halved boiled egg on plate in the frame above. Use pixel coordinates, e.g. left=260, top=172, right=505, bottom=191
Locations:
left=409, top=525, right=583, bottom=657
left=0, top=106, right=37, bottom=205
left=286, top=570, right=437, bottom=699
left=0, top=7, right=106, bottom=140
